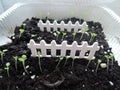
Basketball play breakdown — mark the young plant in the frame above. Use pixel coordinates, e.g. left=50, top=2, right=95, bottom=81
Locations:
left=86, top=59, right=94, bottom=69
left=37, top=51, right=42, bottom=72
left=89, top=33, right=97, bottom=42
left=56, top=57, right=64, bottom=69
left=71, top=58, right=75, bottom=68
left=56, top=31, right=61, bottom=39
left=62, top=32, right=67, bottom=41
left=18, top=55, right=28, bottom=74
left=64, top=56, right=69, bottom=67
left=95, top=59, right=102, bottom=73
left=80, top=26, right=88, bottom=40
left=109, top=53, right=114, bottom=68
left=22, top=23, right=26, bottom=29
left=19, top=29, right=25, bottom=38
left=13, top=56, right=18, bottom=71
left=72, top=32, right=76, bottom=41
left=0, top=49, right=8, bottom=63
left=5, top=62, right=10, bottom=77
left=105, top=55, right=109, bottom=72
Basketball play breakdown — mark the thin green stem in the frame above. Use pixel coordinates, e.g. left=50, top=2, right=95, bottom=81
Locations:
left=95, top=64, right=99, bottom=73
left=15, top=60, right=17, bottom=71
left=107, top=59, right=109, bottom=72
left=23, top=62, right=28, bottom=74
left=72, top=58, right=75, bottom=68
left=1, top=55, right=3, bottom=63
left=38, top=57, right=42, bottom=72
left=80, top=33, right=84, bottom=40
left=56, top=59, right=62, bottom=69
left=86, top=60, right=91, bottom=69
left=7, top=69, right=10, bottom=77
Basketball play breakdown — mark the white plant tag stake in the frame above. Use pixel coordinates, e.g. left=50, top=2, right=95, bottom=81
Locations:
left=27, top=40, right=99, bottom=59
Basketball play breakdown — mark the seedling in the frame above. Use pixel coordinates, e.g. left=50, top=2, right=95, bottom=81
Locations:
left=109, top=53, right=114, bottom=68
left=64, top=56, right=69, bottom=67
left=86, top=59, right=94, bottom=69
left=0, top=49, right=8, bottom=63
left=22, top=23, right=26, bottom=29
left=56, top=31, right=61, bottom=39
left=72, top=32, right=76, bottom=40
left=18, top=55, right=28, bottom=74
left=80, top=26, right=88, bottom=40
left=37, top=51, right=42, bottom=72
left=89, top=33, right=97, bottom=42
left=19, top=29, right=25, bottom=38
left=5, top=62, right=10, bottom=77
left=56, top=57, right=64, bottom=69
left=0, top=68, right=3, bottom=73
left=13, top=56, right=18, bottom=71
left=62, top=32, right=67, bottom=41
left=105, top=55, right=109, bottom=72
left=72, top=58, right=75, bottom=68
left=31, top=34, right=37, bottom=38
left=95, top=59, right=102, bottom=73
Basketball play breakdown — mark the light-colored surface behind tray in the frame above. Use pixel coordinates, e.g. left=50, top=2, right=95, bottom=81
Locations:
left=0, top=2, right=120, bottom=64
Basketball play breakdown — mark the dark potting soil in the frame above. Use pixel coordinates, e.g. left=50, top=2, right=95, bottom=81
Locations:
left=0, top=17, right=120, bottom=90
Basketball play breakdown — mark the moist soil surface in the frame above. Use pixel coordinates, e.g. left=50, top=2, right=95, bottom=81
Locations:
left=0, top=17, right=120, bottom=90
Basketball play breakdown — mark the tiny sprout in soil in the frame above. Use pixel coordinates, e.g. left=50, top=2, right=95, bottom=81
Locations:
left=37, top=51, right=42, bottom=72
left=109, top=53, right=114, bottom=67
left=56, top=31, right=61, bottom=39
left=13, top=56, right=18, bottom=71
left=19, top=29, right=25, bottom=38
left=62, top=32, right=67, bottom=41
left=18, top=55, right=28, bottom=74
left=64, top=56, right=69, bottom=67
left=80, top=26, right=88, bottom=40
left=0, top=49, right=8, bottom=63
left=90, top=33, right=97, bottom=42
left=4, top=62, right=10, bottom=77
left=56, top=57, right=64, bottom=69
left=72, top=32, right=76, bottom=40
left=95, top=59, right=102, bottom=73
left=105, top=55, right=109, bottom=72
left=86, top=59, right=94, bottom=69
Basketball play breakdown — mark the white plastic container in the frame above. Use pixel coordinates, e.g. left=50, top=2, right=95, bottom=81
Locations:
left=0, top=0, right=120, bottom=63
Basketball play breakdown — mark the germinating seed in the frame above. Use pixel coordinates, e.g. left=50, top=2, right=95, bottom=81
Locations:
left=54, top=33, right=57, bottom=36
left=109, top=81, right=114, bottom=86
left=82, top=84, right=85, bottom=87
left=104, top=51, right=107, bottom=54
left=31, top=75, right=35, bottom=79
left=23, top=72, right=25, bottom=75
left=26, top=65, right=29, bottom=69
left=100, top=63, right=107, bottom=68
left=100, top=45, right=104, bottom=49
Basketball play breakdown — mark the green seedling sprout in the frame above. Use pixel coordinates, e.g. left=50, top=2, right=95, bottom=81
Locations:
left=64, top=56, right=69, bottom=67
left=5, top=62, right=10, bottom=77
left=19, top=29, right=25, bottom=38
left=13, top=56, right=18, bottom=71
left=105, top=55, right=109, bottom=72
left=89, top=33, right=97, bottom=42
left=0, top=49, right=8, bottom=63
left=37, top=51, right=42, bottom=72
left=95, top=59, right=102, bottom=73
left=18, top=55, right=28, bottom=74
left=56, top=31, right=61, bottom=39
left=86, top=59, right=94, bottom=69
left=31, top=34, right=37, bottom=38
left=62, top=32, right=67, bottom=41
left=22, top=23, right=26, bottom=29
left=109, top=53, right=114, bottom=68
left=0, top=68, right=3, bottom=73
left=56, top=57, right=64, bottom=69
left=80, top=26, right=88, bottom=40
left=72, top=58, right=75, bottom=68
left=72, top=32, right=76, bottom=40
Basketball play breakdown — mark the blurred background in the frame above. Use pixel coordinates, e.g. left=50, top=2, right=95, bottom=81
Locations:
left=0, top=0, right=120, bottom=16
